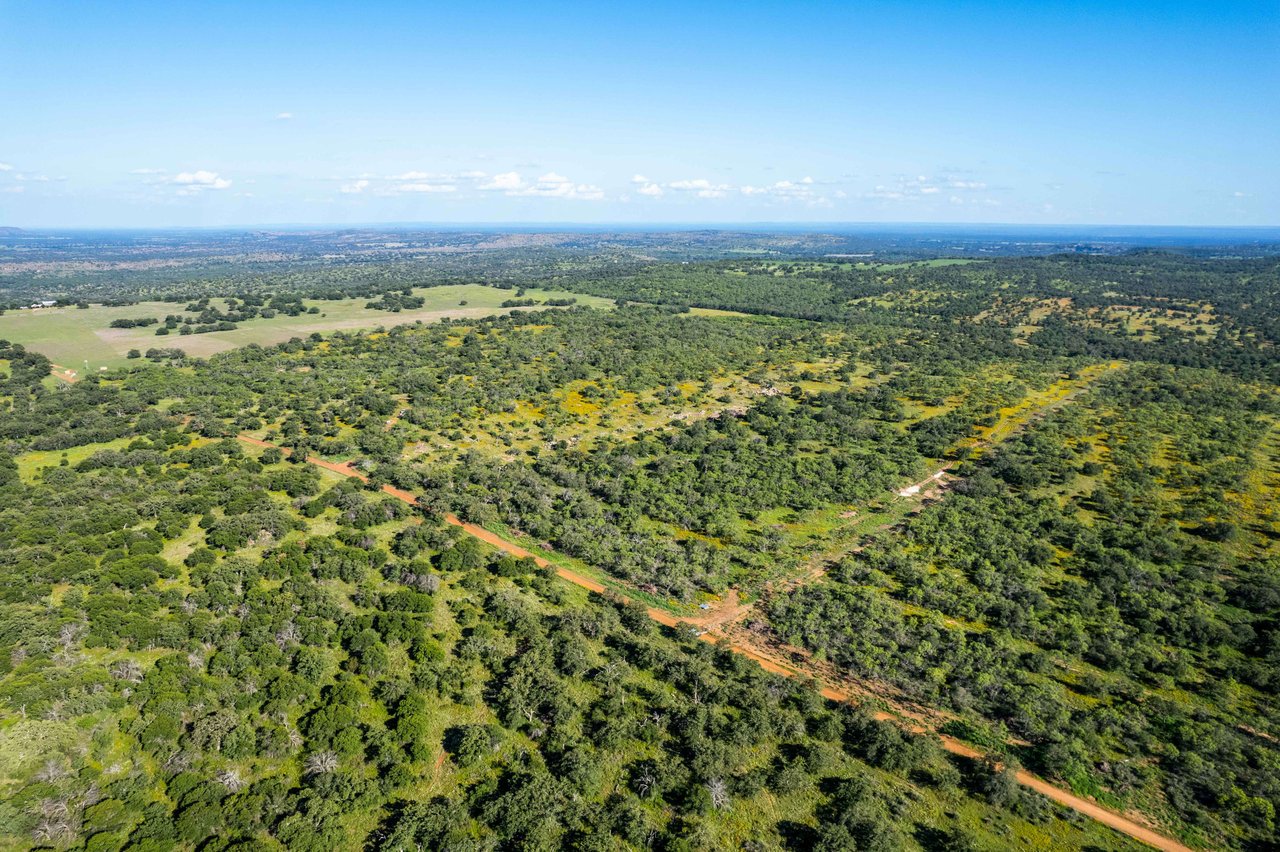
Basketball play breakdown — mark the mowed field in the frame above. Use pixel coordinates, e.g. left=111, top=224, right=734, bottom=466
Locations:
left=0, top=284, right=614, bottom=370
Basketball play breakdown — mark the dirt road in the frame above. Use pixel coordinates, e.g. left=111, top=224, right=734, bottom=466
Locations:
left=234, top=420, right=1191, bottom=852
left=711, top=626, right=1190, bottom=852
left=235, top=436, right=681, bottom=628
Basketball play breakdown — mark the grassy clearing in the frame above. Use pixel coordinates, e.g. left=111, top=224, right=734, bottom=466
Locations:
left=873, top=258, right=979, bottom=270
left=404, top=373, right=769, bottom=464
left=1089, top=303, right=1220, bottom=342
left=14, top=438, right=134, bottom=483
left=0, top=285, right=615, bottom=370
left=960, top=362, right=1123, bottom=454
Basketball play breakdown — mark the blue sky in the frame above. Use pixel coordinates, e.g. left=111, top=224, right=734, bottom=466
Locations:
left=1, top=0, right=1276, bottom=227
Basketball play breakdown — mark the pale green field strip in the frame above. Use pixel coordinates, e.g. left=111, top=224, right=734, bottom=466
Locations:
left=0, top=284, right=614, bottom=370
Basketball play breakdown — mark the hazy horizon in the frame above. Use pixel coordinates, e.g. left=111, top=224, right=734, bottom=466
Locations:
left=6, top=223, right=1280, bottom=237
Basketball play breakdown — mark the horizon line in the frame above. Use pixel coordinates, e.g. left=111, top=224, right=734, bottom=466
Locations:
left=6, top=221, right=1280, bottom=235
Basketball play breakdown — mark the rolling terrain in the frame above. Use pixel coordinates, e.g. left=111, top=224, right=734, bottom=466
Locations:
left=1, top=247, right=1277, bottom=850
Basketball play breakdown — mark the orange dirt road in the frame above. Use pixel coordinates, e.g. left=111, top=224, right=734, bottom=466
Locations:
left=235, top=436, right=680, bottom=628
left=235, top=432, right=1191, bottom=852
left=715, top=634, right=1191, bottom=852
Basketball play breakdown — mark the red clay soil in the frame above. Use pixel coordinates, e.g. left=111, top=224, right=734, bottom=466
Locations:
left=709, top=632, right=1191, bottom=852
left=49, top=364, right=79, bottom=383
left=234, top=433, right=1191, bottom=852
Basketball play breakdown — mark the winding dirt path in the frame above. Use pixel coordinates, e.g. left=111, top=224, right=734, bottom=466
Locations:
left=709, top=626, right=1189, bottom=852
left=235, top=417, right=1191, bottom=852
left=235, top=435, right=681, bottom=628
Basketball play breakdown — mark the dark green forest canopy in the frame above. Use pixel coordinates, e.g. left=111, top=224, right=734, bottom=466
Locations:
left=0, top=251, right=1278, bottom=850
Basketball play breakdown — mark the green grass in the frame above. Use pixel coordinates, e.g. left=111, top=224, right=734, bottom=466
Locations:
left=0, top=285, right=615, bottom=370
left=14, top=438, right=134, bottom=483
left=872, top=258, right=979, bottom=270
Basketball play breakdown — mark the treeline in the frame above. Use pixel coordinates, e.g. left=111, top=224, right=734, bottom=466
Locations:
left=558, top=255, right=1280, bottom=382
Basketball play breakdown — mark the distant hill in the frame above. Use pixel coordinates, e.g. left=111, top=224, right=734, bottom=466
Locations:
left=0, top=226, right=24, bottom=236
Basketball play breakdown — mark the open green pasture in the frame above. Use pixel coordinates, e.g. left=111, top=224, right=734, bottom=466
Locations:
left=0, top=284, right=613, bottom=370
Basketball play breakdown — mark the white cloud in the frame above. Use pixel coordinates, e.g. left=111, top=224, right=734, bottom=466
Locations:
left=669, top=178, right=722, bottom=191
left=130, top=168, right=166, bottom=175
left=0, top=163, right=14, bottom=171
left=396, top=182, right=457, bottom=193
left=173, top=170, right=232, bottom=190
left=2, top=186, right=23, bottom=194
left=371, top=170, right=490, bottom=194
left=629, top=174, right=663, bottom=196
left=668, top=178, right=733, bottom=198
left=326, top=169, right=599, bottom=198
left=770, top=180, right=811, bottom=197
left=275, top=112, right=293, bottom=120
left=864, top=173, right=987, bottom=202
left=490, top=171, right=604, bottom=199
left=739, top=179, right=819, bottom=201
left=865, top=186, right=906, bottom=200
left=480, top=171, right=524, bottom=191
left=1233, top=191, right=1248, bottom=198
left=171, top=170, right=232, bottom=195
left=15, top=173, right=50, bottom=182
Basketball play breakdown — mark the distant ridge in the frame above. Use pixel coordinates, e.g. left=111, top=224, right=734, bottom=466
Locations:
left=0, top=226, right=24, bottom=236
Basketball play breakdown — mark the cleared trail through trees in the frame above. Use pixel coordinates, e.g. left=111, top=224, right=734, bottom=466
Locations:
left=686, top=362, right=1127, bottom=655
left=779, top=361, right=1127, bottom=597
left=235, top=401, right=1194, bottom=852
left=235, top=436, right=681, bottom=629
